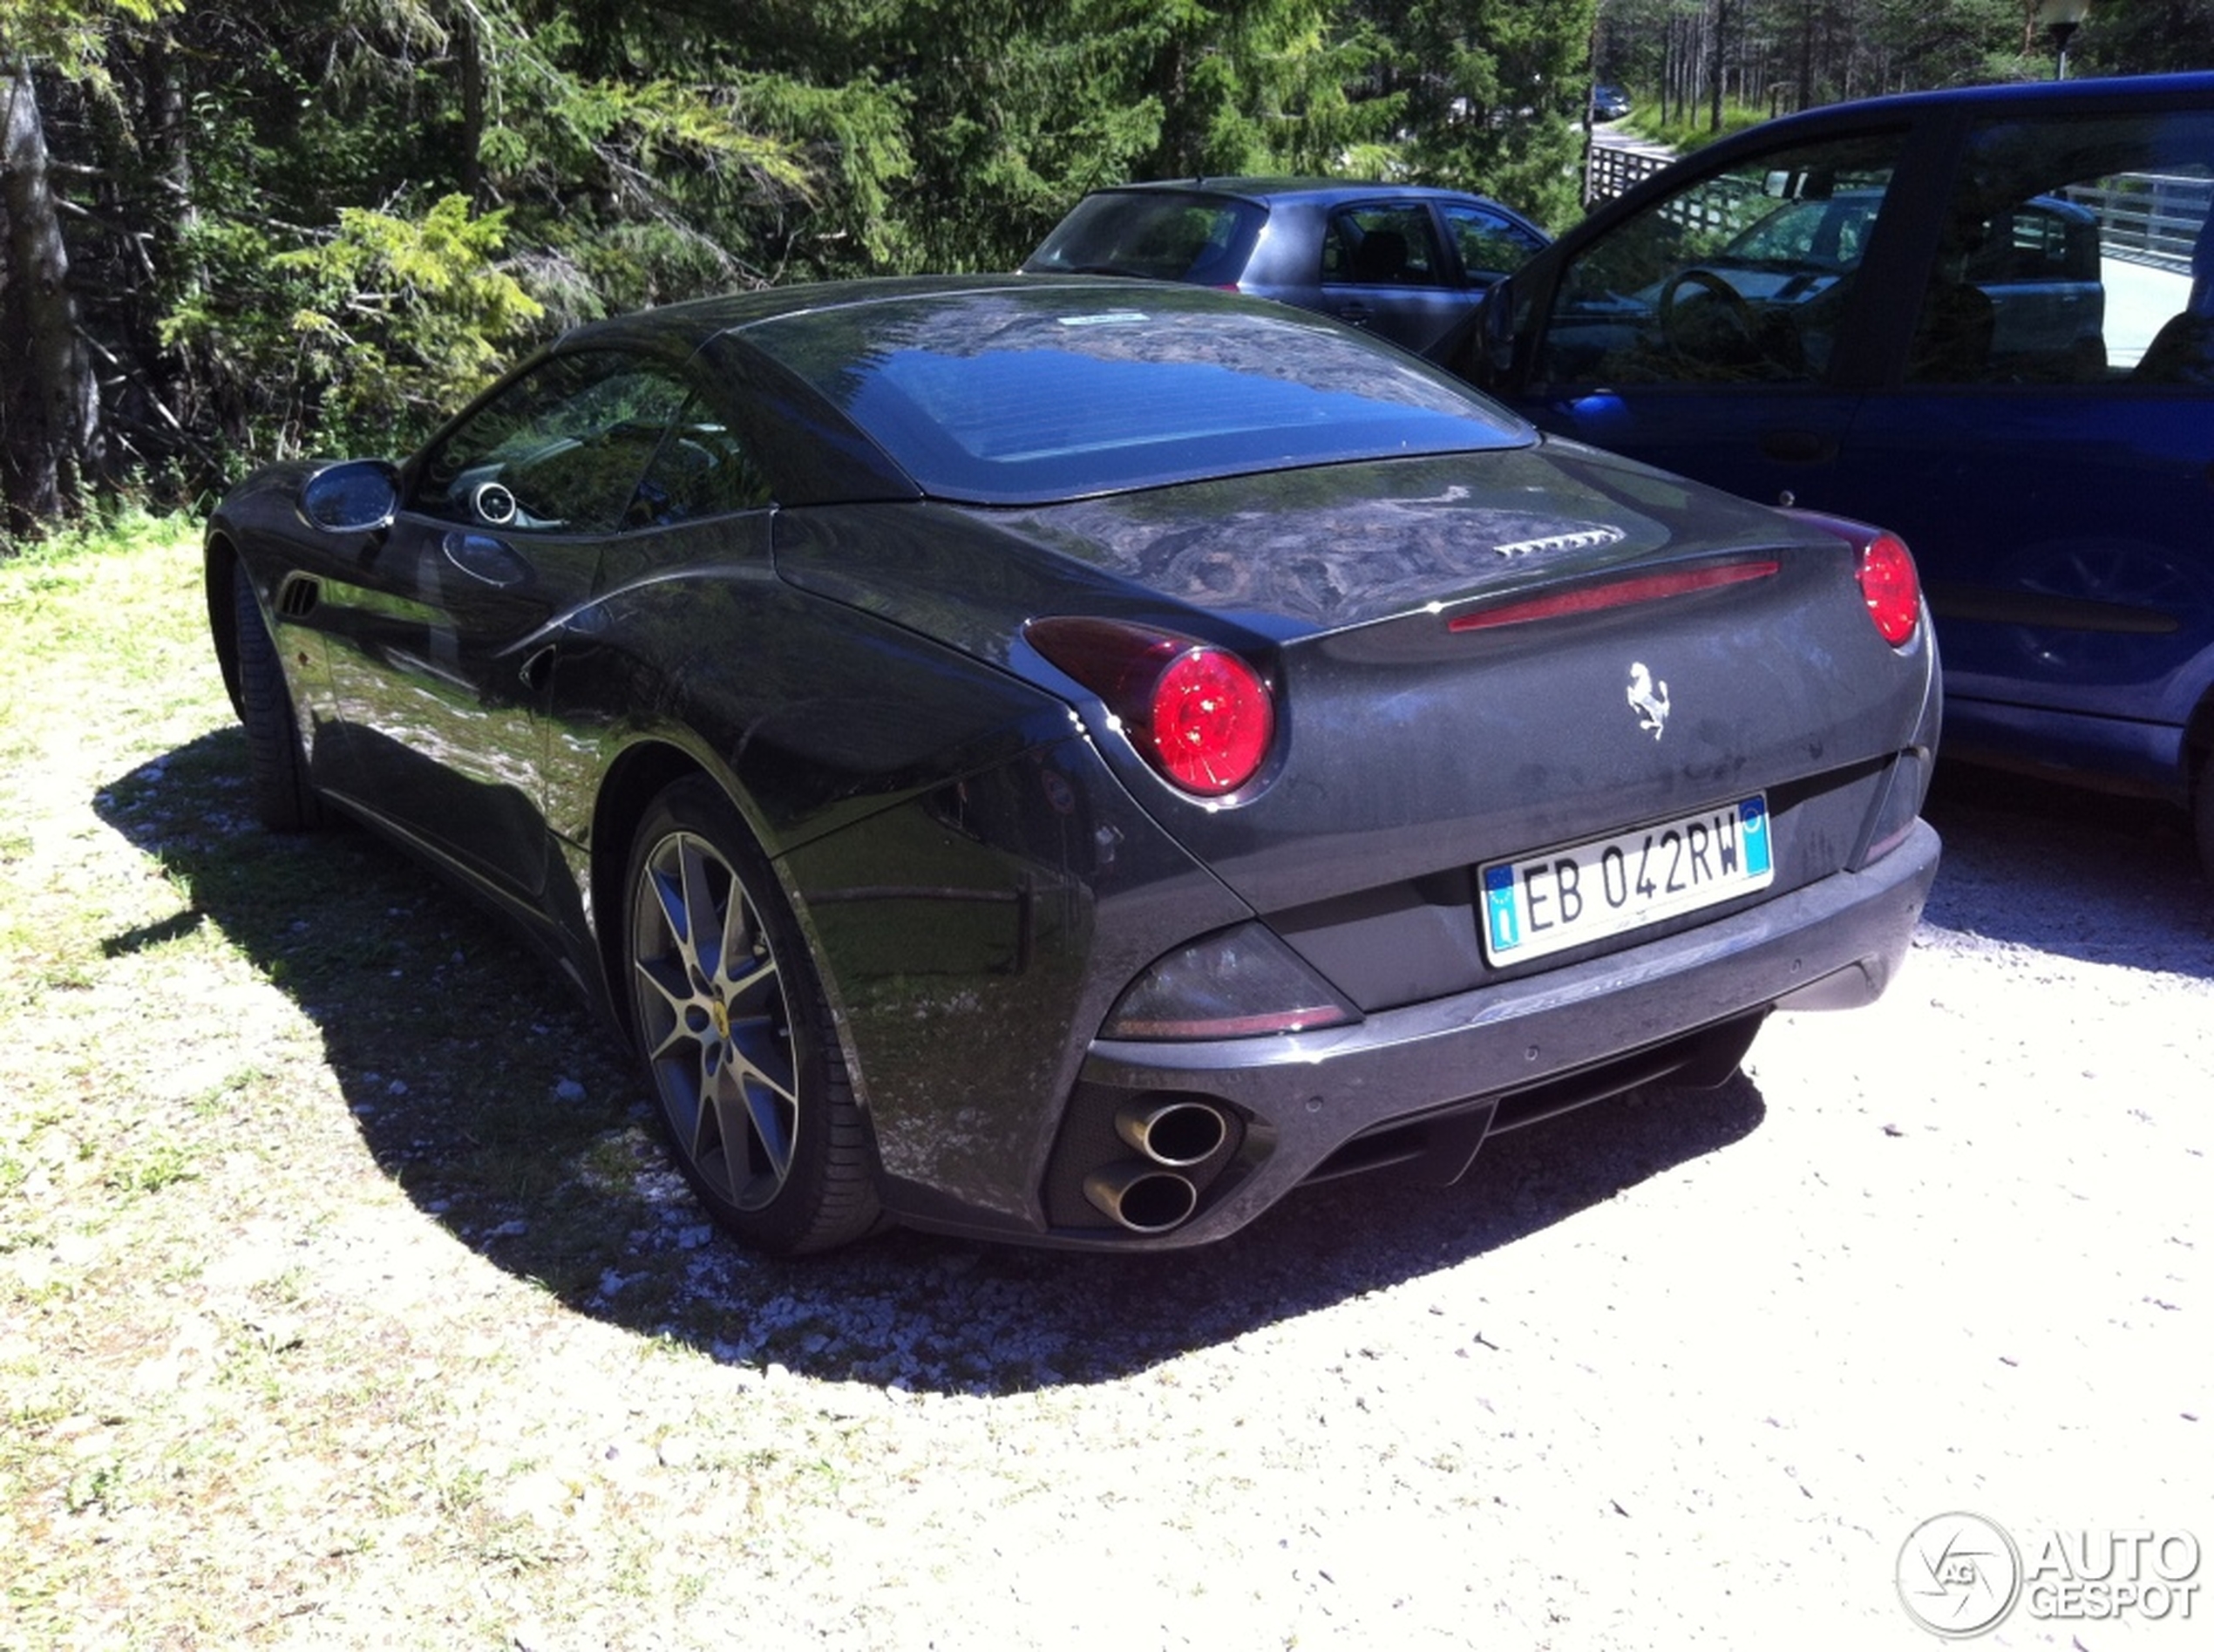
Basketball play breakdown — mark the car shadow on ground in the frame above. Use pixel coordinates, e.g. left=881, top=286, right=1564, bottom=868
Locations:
left=95, top=729, right=1858, bottom=1394
left=1919, top=760, right=2211, bottom=976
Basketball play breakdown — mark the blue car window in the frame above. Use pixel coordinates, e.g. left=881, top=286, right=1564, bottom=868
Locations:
left=1907, top=109, right=2214, bottom=387
left=1443, top=202, right=1546, bottom=282
left=1722, top=194, right=1877, bottom=270
left=1025, top=191, right=1266, bottom=285
left=1533, top=133, right=1905, bottom=388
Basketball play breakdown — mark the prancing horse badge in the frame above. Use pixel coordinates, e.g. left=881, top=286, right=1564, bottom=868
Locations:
left=1627, top=662, right=1670, bottom=739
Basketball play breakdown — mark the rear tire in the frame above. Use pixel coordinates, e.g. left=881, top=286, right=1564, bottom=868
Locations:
left=622, top=777, right=880, bottom=1255
left=231, top=564, right=324, bottom=831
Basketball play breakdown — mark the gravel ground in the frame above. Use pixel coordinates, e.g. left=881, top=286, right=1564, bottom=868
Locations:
left=8, top=534, right=2207, bottom=1649
left=224, top=770, right=2212, bottom=1650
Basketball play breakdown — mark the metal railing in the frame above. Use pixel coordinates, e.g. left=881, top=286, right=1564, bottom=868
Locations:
left=1584, top=142, right=1674, bottom=206
left=2062, top=174, right=2211, bottom=271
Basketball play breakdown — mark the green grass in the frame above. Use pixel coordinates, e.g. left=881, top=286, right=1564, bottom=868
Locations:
left=0, top=520, right=748, bottom=1646
left=1618, top=97, right=1773, bottom=154
left=0, top=517, right=1233, bottom=1649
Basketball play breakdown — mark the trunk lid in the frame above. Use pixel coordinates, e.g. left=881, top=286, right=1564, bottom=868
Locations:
left=776, top=443, right=1933, bottom=923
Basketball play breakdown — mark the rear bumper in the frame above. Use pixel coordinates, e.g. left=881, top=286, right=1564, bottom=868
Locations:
left=1042, top=817, right=1940, bottom=1248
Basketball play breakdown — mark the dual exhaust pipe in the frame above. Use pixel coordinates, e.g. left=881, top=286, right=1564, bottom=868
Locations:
left=1083, top=1098, right=1231, bottom=1233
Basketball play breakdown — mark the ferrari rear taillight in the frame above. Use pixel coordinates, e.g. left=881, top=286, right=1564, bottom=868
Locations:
left=1150, top=647, right=1273, bottom=793
left=1857, top=532, right=1921, bottom=647
left=1024, top=616, right=1276, bottom=798
left=1780, top=509, right=1922, bottom=649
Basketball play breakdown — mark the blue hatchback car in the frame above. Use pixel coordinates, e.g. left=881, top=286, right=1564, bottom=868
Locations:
left=1457, top=72, right=2214, bottom=874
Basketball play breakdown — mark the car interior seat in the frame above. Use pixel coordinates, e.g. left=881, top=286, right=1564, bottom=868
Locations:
left=2132, top=207, right=2214, bottom=385
left=1905, top=280, right=1997, bottom=383
left=1350, top=229, right=1409, bottom=284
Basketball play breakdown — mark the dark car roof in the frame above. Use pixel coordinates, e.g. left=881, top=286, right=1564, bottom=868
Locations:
left=1759, top=67, right=2214, bottom=123
left=554, top=273, right=1034, bottom=354
left=1604, top=71, right=2214, bottom=205
left=1081, top=177, right=1527, bottom=208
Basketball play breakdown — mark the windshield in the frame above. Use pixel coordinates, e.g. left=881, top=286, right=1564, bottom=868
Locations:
left=740, top=288, right=1532, bottom=505
left=1720, top=194, right=1880, bottom=271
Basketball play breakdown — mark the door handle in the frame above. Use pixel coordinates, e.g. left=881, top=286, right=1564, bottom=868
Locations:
left=443, top=531, right=531, bottom=588
left=1759, top=429, right=1838, bottom=465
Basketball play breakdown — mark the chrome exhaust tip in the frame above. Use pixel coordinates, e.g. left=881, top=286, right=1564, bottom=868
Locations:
left=1083, top=1162, right=1199, bottom=1233
left=1114, top=1098, right=1229, bottom=1168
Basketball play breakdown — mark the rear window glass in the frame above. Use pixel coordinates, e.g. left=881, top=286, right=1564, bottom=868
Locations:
left=743, top=289, right=1531, bottom=505
left=1024, top=191, right=1265, bottom=283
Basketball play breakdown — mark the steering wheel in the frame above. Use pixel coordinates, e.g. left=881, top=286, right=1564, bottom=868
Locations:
left=1657, top=268, right=1756, bottom=357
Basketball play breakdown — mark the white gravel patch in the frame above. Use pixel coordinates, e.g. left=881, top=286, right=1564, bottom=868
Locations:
left=12, top=539, right=2204, bottom=1651
left=374, top=772, right=2207, bottom=1652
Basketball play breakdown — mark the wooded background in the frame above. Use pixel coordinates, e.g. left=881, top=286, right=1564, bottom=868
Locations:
left=3, top=0, right=2206, bottom=540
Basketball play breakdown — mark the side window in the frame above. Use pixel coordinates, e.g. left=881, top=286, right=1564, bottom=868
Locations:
left=1322, top=205, right=1447, bottom=287
left=628, top=398, right=771, bottom=526
left=1443, top=203, right=1546, bottom=282
left=414, top=353, right=691, bottom=533
left=1532, top=133, right=1904, bottom=389
left=1909, top=108, right=2214, bottom=387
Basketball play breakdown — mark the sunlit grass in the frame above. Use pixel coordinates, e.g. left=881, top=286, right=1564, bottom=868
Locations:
left=1617, top=95, right=1773, bottom=153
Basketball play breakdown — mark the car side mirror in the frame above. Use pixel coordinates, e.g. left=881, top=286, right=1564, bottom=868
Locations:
left=299, top=459, right=401, bottom=534
left=1458, top=276, right=1520, bottom=391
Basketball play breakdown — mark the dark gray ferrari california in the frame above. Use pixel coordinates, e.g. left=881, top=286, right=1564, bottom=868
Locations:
left=204, top=276, right=1941, bottom=1254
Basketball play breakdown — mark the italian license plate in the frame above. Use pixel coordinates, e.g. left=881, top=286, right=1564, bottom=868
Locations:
left=1479, top=796, right=1774, bottom=965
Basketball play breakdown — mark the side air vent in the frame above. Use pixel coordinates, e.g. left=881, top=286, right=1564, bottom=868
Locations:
left=277, top=576, right=321, bottom=619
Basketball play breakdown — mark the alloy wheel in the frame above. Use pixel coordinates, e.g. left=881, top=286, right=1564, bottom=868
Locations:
left=629, top=829, right=798, bottom=1213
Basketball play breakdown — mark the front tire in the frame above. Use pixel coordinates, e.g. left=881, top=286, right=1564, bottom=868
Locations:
left=231, top=562, right=324, bottom=831
left=622, top=778, right=880, bottom=1255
